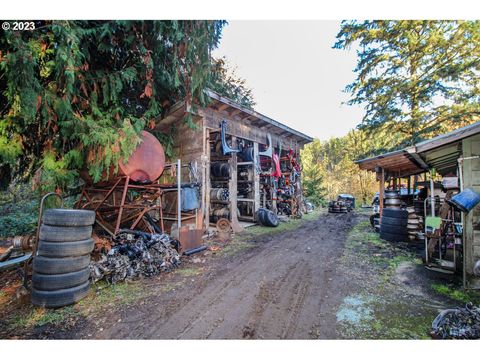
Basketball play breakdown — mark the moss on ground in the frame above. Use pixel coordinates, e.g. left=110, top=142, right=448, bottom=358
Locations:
left=431, top=283, right=480, bottom=304
left=338, top=218, right=438, bottom=339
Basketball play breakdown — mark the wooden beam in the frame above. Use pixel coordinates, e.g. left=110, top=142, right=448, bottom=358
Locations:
left=217, top=103, right=230, bottom=111
left=379, top=168, right=385, bottom=220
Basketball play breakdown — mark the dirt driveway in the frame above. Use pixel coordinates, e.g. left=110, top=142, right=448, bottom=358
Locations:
left=90, top=211, right=357, bottom=339
left=3, top=210, right=474, bottom=339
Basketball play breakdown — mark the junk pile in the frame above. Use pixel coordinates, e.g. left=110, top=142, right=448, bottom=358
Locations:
left=431, top=303, right=480, bottom=339
left=91, top=230, right=180, bottom=284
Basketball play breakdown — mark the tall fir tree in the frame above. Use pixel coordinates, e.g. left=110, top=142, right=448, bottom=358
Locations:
left=0, top=20, right=228, bottom=190
left=335, top=20, right=480, bottom=147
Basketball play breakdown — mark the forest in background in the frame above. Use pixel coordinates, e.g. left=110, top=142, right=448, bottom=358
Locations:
left=302, top=20, right=480, bottom=206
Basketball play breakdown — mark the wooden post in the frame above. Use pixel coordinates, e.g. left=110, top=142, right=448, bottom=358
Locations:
left=407, top=176, right=411, bottom=195
left=253, top=142, right=260, bottom=219
left=379, top=168, right=385, bottom=220
left=204, top=129, right=211, bottom=231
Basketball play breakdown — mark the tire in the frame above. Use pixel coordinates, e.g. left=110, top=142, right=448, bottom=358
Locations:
left=380, top=231, right=407, bottom=242
left=265, top=210, right=279, bottom=227
left=380, top=223, right=408, bottom=235
left=33, top=255, right=91, bottom=275
left=32, top=268, right=90, bottom=291
left=39, top=224, right=92, bottom=242
left=382, top=208, right=408, bottom=219
left=38, top=238, right=94, bottom=258
left=42, top=209, right=95, bottom=227
left=31, top=281, right=90, bottom=308
left=257, top=209, right=267, bottom=225
left=380, top=216, right=408, bottom=226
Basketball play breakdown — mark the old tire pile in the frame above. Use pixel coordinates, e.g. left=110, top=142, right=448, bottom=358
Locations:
left=257, top=208, right=279, bottom=227
left=32, top=209, right=95, bottom=308
left=380, top=208, right=408, bottom=242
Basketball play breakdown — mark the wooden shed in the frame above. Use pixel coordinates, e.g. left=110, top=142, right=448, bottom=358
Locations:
left=156, top=90, right=313, bottom=233
left=357, top=121, right=480, bottom=289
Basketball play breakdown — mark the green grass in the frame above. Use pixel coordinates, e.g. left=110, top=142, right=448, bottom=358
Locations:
left=431, top=283, right=480, bottom=304
left=339, top=218, right=435, bottom=339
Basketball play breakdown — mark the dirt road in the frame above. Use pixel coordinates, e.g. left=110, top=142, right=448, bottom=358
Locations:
left=94, top=212, right=358, bottom=339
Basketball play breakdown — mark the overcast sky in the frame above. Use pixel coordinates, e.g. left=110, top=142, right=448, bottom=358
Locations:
left=212, top=20, right=365, bottom=141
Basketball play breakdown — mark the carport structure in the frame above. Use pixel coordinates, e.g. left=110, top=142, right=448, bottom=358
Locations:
left=356, top=121, right=480, bottom=289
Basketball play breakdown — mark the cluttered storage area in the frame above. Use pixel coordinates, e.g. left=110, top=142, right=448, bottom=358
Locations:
left=0, top=90, right=313, bottom=308
left=357, top=122, right=480, bottom=289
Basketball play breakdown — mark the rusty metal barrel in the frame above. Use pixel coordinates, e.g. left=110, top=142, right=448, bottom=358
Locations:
left=82, top=131, right=166, bottom=184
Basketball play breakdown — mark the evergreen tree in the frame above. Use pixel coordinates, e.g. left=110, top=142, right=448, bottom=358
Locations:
left=0, top=20, right=226, bottom=190
left=335, top=20, right=480, bottom=147
left=208, top=57, right=256, bottom=109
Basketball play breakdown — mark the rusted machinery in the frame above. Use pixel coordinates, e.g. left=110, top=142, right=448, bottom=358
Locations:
left=76, top=131, right=167, bottom=236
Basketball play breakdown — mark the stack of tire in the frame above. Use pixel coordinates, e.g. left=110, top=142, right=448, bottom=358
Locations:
left=406, top=207, right=423, bottom=241
left=257, top=208, right=279, bottom=227
left=380, top=208, right=408, bottom=242
left=32, top=209, right=95, bottom=308
left=384, top=190, right=402, bottom=209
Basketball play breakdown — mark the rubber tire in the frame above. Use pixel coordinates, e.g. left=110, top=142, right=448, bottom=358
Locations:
left=39, top=224, right=92, bottom=242
left=38, top=238, right=94, bottom=258
left=380, top=216, right=408, bottom=226
left=32, top=268, right=90, bottom=291
left=31, top=281, right=90, bottom=308
left=380, top=231, right=407, bottom=242
left=380, top=223, right=408, bottom=235
left=265, top=210, right=279, bottom=227
left=33, top=255, right=91, bottom=275
left=257, top=209, right=267, bottom=225
left=42, top=209, right=95, bottom=227
left=382, top=208, right=408, bottom=219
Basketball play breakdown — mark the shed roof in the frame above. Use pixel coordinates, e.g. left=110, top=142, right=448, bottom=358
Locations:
left=205, top=90, right=313, bottom=144
left=356, top=121, right=480, bottom=177
left=160, top=90, right=313, bottom=145
left=356, top=148, right=426, bottom=177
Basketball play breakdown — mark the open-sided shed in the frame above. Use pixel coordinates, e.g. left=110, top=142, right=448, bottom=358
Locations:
left=156, top=90, right=313, bottom=233
left=356, top=122, right=480, bottom=289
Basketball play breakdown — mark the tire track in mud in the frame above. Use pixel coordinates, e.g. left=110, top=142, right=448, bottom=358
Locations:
left=92, top=211, right=360, bottom=339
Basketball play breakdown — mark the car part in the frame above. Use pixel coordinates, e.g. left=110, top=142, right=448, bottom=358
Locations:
left=259, top=134, right=272, bottom=158
left=31, top=281, right=91, bottom=308
left=42, top=209, right=96, bottom=227
left=32, top=268, right=91, bottom=291
left=33, top=255, right=91, bottom=275
left=39, top=224, right=92, bottom=242
left=220, top=119, right=240, bottom=155
left=37, top=238, right=95, bottom=258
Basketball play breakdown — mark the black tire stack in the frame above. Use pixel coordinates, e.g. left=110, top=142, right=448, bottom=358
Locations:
left=32, top=209, right=95, bottom=308
left=380, top=208, right=408, bottom=242
left=257, top=208, right=279, bottom=227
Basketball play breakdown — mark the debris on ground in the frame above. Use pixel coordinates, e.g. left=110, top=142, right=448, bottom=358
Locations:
left=90, top=231, right=180, bottom=284
left=430, top=303, right=480, bottom=339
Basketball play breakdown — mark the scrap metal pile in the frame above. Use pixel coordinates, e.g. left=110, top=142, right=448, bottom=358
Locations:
left=431, top=303, right=480, bottom=339
left=90, top=230, right=180, bottom=284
